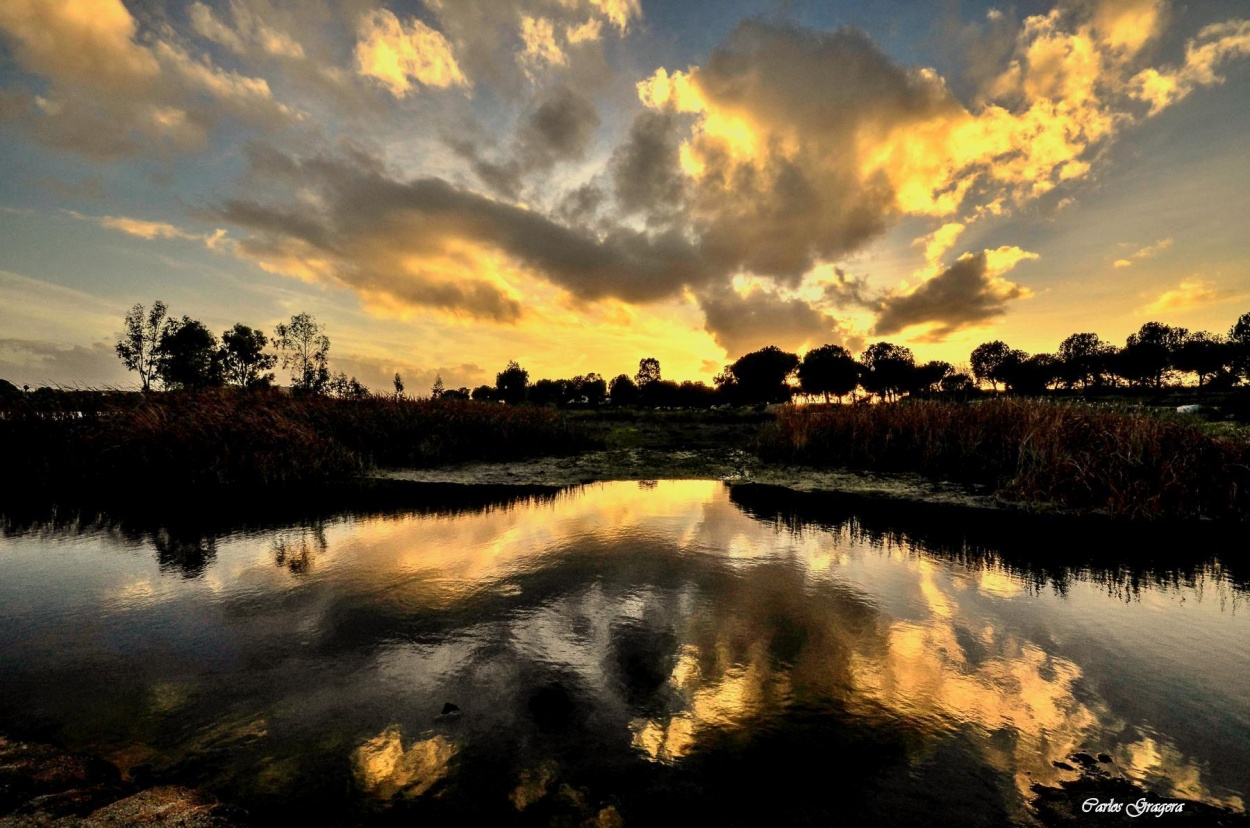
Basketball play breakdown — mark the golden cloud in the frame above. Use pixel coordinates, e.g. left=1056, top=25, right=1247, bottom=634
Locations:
left=1131, top=20, right=1250, bottom=114
left=639, top=2, right=1247, bottom=238
left=1143, top=277, right=1236, bottom=313
left=917, top=222, right=967, bottom=269
left=1114, top=237, right=1174, bottom=268
left=354, top=9, right=467, bottom=97
left=520, top=16, right=567, bottom=72
left=589, top=0, right=642, bottom=33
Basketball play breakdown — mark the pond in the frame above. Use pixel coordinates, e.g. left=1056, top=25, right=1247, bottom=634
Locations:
left=1, top=481, right=1247, bottom=826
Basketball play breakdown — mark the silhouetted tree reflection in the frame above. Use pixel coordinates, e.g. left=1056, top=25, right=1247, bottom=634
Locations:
left=0, top=482, right=558, bottom=579
left=727, top=484, right=1250, bottom=600
left=272, top=525, right=328, bottom=575
left=152, top=528, right=217, bottom=578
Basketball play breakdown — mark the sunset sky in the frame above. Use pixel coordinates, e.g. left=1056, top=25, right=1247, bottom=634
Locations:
left=1, top=0, right=1248, bottom=392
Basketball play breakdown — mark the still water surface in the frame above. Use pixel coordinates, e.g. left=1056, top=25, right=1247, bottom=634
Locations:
left=1, top=481, right=1247, bottom=825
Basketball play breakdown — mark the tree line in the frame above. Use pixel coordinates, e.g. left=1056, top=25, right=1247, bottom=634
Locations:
left=89, top=302, right=1250, bottom=407
left=473, top=312, right=1250, bottom=408
left=111, top=300, right=378, bottom=398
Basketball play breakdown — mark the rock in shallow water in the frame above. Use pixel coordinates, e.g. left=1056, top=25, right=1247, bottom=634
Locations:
left=0, top=737, right=244, bottom=827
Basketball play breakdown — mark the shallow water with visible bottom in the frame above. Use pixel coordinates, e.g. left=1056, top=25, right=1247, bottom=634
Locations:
left=1, top=481, right=1247, bottom=826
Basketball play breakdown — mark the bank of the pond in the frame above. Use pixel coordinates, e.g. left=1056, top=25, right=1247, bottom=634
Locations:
left=759, top=399, right=1250, bottom=521
left=6, top=392, right=1250, bottom=522
left=374, top=448, right=1000, bottom=513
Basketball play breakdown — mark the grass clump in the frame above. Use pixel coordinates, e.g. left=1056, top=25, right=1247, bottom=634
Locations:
left=759, top=398, right=1250, bottom=520
left=0, top=389, right=592, bottom=490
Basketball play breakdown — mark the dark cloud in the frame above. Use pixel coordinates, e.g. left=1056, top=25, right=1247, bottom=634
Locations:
left=872, top=252, right=1030, bottom=340
left=948, top=6, right=1022, bottom=103
left=519, top=84, right=600, bottom=165
left=451, top=85, right=600, bottom=198
left=214, top=146, right=717, bottom=318
left=822, top=267, right=878, bottom=310
left=465, top=158, right=525, bottom=200
left=669, top=20, right=962, bottom=284
left=554, top=182, right=606, bottom=227
left=610, top=110, right=686, bottom=224
left=698, top=283, right=851, bottom=359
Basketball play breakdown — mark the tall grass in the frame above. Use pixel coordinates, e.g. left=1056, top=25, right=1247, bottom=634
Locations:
left=759, top=399, right=1250, bottom=520
left=0, top=390, right=592, bottom=490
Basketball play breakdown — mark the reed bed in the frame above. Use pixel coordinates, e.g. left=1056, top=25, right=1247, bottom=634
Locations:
left=0, top=390, right=591, bottom=490
left=759, top=399, right=1250, bottom=520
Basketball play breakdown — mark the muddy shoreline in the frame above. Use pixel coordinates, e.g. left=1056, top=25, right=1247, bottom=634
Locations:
left=375, top=447, right=1037, bottom=515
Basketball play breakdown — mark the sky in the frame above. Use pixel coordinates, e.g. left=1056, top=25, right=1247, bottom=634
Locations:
left=0, top=0, right=1248, bottom=392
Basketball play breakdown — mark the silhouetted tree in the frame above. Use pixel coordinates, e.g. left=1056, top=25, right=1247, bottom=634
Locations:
left=609, top=374, right=639, bottom=405
left=1057, top=332, right=1114, bottom=390
left=939, top=373, right=975, bottom=396
left=471, top=384, right=496, bottom=401
left=640, top=379, right=681, bottom=406
left=329, top=372, right=369, bottom=399
left=529, top=378, right=565, bottom=406
left=724, top=346, right=799, bottom=404
left=219, top=324, right=275, bottom=388
left=798, top=344, right=860, bottom=402
left=569, top=373, right=607, bottom=405
left=495, top=360, right=529, bottom=404
left=635, top=357, right=661, bottom=387
left=1174, top=331, right=1230, bottom=388
left=443, top=387, right=470, bottom=400
left=1001, top=352, right=1059, bottom=395
left=674, top=380, right=718, bottom=407
left=1119, top=321, right=1187, bottom=388
left=970, top=340, right=1013, bottom=391
left=157, top=316, right=222, bottom=390
left=274, top=312, right=330, bottom=393
left=0, top=379, right=20, bottom=400
left=911, top=360, right=954, bottom=395
left=116, top=300, right=171, bottom=392
left=859, top=342, right=915, bottom=402
left=1228, top=312, right=1250, bottom=380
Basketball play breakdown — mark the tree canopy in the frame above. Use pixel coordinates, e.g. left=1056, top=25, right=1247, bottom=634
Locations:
left=798, top=344, right=859, bottom=402
left=495, top=361, right=529, bottom=404
left=157, top=316, right=220, bottom=390
left=719, top=346, right=798, bottom=404
left=219, top=324, right=275, bottom=388
left=859, top=342, right=915, bottom=402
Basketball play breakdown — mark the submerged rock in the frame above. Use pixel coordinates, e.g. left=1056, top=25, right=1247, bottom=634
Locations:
left=77, top=786, right=242, bottom=827
left=0, top=738, right=121, bottom=816
left=0, top=737, right=244, bottom=827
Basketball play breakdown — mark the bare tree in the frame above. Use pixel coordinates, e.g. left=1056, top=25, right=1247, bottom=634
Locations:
left=274, top=312, right=330, bottom=393
left=115, top=300, right=171, bottom=392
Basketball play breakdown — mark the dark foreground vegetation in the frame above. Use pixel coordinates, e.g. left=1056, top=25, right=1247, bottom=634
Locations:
left=761, top=398, right=1250, bottom=520
left=5, top=388, right=1250, bottom=522
left=5, top=301, right=1250, bottom=520
left=0, top=389, right=591, bottom=490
